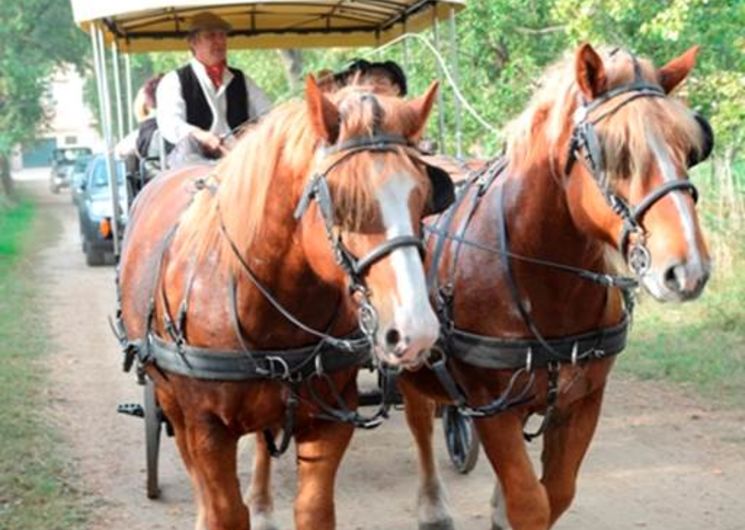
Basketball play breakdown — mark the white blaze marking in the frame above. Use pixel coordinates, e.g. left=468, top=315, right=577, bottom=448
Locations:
left=375, top=171, right=439, bottom=354
left=647, top=129, right=701, bottom=272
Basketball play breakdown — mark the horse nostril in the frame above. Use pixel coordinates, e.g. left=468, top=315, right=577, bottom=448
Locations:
left=385, top=328, right=401, bottom=348
left=663, top=264, right=685, bottom=292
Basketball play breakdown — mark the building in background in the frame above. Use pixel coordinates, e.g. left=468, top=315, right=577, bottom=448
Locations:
left=13, top=65, right=103, bottom=169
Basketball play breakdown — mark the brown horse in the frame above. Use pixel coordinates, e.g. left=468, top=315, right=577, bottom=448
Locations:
left=116, top=76, right=452, bottom=530
left=396, top=43, right=713, bottom=530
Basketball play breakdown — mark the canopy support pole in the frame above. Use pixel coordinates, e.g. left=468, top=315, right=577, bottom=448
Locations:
left=124, top=53, right=135, bottom=133
left=448, top=7, right=463, bottom=158
left=93, top=26, right=121, bottom=257
left=112, top=42, right=125, bottom=141
left=402, top=20, right=410, bottom=71
left=431, top=12, right=446, bottom=154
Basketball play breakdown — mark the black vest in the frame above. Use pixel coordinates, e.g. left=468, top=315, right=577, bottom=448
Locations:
left=176, top=64, right=249, bottom=132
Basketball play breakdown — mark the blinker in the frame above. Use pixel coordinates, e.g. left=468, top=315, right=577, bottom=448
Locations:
left=687, top=113, right=714, bottom=168
left=424, top=163, right=456, bottom=215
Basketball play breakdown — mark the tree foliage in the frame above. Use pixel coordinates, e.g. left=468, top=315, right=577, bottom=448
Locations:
left=0, top=0, right=88, bottom=156
left=0, top=0, right=88, bottom=198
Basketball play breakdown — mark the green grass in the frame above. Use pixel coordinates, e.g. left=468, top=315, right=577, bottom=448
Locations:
left=619, top=236, right=745, bottom=407
left=0, top=197, right=88, bottom=529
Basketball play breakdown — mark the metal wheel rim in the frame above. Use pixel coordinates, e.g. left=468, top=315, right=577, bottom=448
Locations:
left=442, top=405, right=480, bottom=474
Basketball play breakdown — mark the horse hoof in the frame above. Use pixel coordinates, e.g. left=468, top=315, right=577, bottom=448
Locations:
left=419, top=518, right=455, bottom=530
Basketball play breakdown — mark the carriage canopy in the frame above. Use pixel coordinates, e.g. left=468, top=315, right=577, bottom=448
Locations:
left=71, top=0, right=466, bottom=53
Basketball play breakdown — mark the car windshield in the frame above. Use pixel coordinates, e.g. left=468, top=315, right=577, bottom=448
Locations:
left=74, top=156, right=92, bottom=173
left=54, top=147, right=92, bottom=164
left=89, top=158, right=124, bottom=190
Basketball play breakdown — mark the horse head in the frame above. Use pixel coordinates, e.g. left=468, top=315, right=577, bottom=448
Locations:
left=554, top=44, right=712, bottom=302
left=297, top=76, right=449, bottom=367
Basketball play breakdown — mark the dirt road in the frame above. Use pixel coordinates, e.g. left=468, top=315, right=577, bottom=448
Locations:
left=23, top=173, right=745, bottom=530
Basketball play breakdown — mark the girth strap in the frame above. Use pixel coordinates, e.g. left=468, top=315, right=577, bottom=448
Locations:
left=447, top=315, right=629, bottom=370
left=144, top=333, right=369, bottom=381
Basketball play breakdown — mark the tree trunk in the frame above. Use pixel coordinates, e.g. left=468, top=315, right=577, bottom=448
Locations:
left=0, top=153, right=16, bottom=205
left=278, top=49, right=304, bottom=91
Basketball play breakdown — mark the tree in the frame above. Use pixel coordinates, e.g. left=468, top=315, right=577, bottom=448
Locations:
left=0, top=0, right=88, bottom=202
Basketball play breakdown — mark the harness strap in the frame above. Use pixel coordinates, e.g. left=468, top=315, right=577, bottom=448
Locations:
left=448, top=314, right=629, bottom=369
left=350, top=235, right=424, bottom=277
left=217, top=203, right=364, bottom=352
left=262, top=389, right=299, bottom=458
left=523, top=362, right=559, bottom=441
left=143, top=333, right=368, bottom=381
left=307, top=370, right=392, bottom=429
left=430, top=356, right=535, bottom=418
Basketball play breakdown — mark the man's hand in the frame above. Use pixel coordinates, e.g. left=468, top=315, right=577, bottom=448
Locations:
left=190, top=128, right=222, bottom=154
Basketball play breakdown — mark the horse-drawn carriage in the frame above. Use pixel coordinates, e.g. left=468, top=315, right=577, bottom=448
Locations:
left=73, top=0, right=480, bottom=501
left=72, top=1, right=715, bottom=528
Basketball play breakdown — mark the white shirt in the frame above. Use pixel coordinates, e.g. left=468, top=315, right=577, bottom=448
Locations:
left=156, top=58, right=272, bottom=145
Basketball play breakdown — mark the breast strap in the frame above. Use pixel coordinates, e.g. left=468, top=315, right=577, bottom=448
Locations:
left=445, top=314, right=629, bottom=370
left=141, top=333, right=369, bottom=381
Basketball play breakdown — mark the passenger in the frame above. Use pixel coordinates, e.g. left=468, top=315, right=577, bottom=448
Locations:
left=115, top=75, right=161, bottom=160
left=156, top=11, right=272, bottom=166
left=116, top=74, right=164, bottom=192
left=335, top=58, right=408, bottom=96
left=333, top=59, right=439, bottom=154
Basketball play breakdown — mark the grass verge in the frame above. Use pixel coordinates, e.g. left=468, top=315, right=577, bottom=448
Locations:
left=0, top=196, right=87, bottom=529
left=620, top=232, right=745, bottom=408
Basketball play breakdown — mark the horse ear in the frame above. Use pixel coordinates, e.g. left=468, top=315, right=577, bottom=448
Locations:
left=658, top=45, right=699, bottom=94
left=405, top=81, right=439, bottom=140
left=575, top=43, right=607, bottom=100
left=306, top=75, right=340, bottom=143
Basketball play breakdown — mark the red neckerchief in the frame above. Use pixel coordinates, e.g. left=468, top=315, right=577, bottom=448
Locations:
left=204, top=61, right=226, bottom=89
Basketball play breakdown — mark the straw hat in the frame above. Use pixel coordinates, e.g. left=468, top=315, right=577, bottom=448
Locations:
left=187, top=12, right=232, bottom=33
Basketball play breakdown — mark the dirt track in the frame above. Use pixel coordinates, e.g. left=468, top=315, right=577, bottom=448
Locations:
left=21, top=172, right=745, bottom=530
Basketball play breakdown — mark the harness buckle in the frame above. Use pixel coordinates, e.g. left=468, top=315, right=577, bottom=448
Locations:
left=266, top=356, right=291, bottom=380
left=571, top=341, right=579, bottom=366
left=525, top=347, right=534, bottom=373
left=627, top=240, right=652, bottom=277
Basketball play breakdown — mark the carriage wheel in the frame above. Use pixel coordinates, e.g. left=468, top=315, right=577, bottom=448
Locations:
left=442, top=406, right=480, bottom=474
left=144, top=377, right=162, bottom=499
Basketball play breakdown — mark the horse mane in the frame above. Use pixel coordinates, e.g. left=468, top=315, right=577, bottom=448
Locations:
left=505, top=47, right=705, bottom=180
left=177, top=84, right=425, bottom=273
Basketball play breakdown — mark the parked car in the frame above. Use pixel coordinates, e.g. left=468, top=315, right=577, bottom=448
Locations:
left=76, top=154, right=127, bottom=266
left=70, top=154, right=93, bottom=205
left=50, top=146, right=92, bottom=193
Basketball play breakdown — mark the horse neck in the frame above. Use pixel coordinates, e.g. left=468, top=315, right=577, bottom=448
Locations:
left=228, top=167, right=353, bottom=348
left=478, top=148, right=621, bottom=334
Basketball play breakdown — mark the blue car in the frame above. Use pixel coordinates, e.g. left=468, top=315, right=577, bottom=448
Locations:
left=76, top=154, right=128, bottom=266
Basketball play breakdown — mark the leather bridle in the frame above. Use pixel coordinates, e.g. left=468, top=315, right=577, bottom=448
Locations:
left=564, top=56, right=700, bottom=277
left=293, top=131, right=428, bottom=341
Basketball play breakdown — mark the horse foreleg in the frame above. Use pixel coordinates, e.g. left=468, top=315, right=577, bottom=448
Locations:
left=245, top=432, right=279, bottom=530
left=476, top=412, right=550, bottom=530
left=293, top=420, right=354, bottom=530
left=399, top=379, right=454, bottom=530
left=184, top=418, right=249, bottom=530
left=540, top=384, right=606, bottom=527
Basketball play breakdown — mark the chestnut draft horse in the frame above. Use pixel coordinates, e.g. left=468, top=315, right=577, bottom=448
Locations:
left=115, top=76, right=454, bottom=530
left=395, top=43, right=714, bottom=530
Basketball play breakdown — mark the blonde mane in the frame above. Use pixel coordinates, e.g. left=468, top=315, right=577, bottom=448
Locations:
left=176, top=84, right=426, bottom=273
left=505, top=47, right=705, bottom=180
